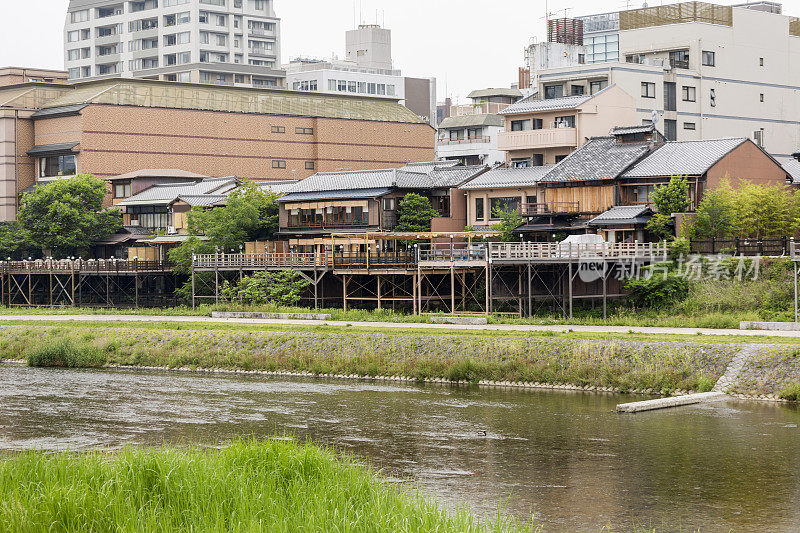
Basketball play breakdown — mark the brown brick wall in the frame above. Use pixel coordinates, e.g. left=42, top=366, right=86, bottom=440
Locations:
left=707, top=141, right=788, bottom=191
left=65, top=104, right=434, bottom=180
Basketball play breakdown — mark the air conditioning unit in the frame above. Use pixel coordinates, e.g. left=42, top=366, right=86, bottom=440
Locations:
left=167, top=226, right=178, bottom=234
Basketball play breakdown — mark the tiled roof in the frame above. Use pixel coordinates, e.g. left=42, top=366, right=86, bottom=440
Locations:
left=622, top=138, right=749, bottom=177
left=39, top=78, right=426, bottom=124
left=438, top=114, right=504, bottom=129
left=783, top=158, right=800, bottom=183
left=256, top=180, right=300, bottom=195
left=284, top=163, right=486, bottom=196
left=117, top=177, right=238, bottom=206
left=460, top=166, right=554, bottom=190
left=467, top=88, right=523, bottom=99
left=173, top=194, right=229, bottom=207
left=610, top=124, right=655, bottom=136
left=498, top=94, right=592, bottom=116
left=588, top=205, right=653, bottom=226
left=108, top=169, right=209, bottom=181
left=541, top=137, right=652, bottom=183
left=280, top=187, right=394, bottom=203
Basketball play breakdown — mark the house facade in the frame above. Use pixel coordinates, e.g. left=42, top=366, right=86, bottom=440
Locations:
left=436, top=114, right=505, bottom=167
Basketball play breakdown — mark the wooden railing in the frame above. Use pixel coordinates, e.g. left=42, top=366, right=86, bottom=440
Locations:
left=193, top=252, right=329, bottom=270
left=417, top=244, right=487, bottom=263
left=332, top=252, right=415, bottom=269
left=488, top=241, right=669, bottom=261
left=692, top=237, right=793, bottom=257
left=0, top=258, right=172, bottom=273
left=520, top=202, right=581, bottom=215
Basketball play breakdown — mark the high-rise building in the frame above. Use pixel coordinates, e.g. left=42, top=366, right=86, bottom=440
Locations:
left=64, top=0, right=285, bottom=88
left=532, top=1, right=800, bottom=159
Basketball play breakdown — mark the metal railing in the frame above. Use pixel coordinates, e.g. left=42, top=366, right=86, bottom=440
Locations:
left=520, top=202, right=581, bottom=215
left=438, top=136, right=491, bottom=145
left=193, top=252, right=329, bottom=270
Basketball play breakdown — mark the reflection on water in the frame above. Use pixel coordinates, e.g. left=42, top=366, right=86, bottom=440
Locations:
left=1, top=363, right=799, bottom=532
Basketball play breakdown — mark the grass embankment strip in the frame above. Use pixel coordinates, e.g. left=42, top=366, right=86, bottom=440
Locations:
left=0, top=439, right=531, bottom=533
left=729, top=345, right=800, bottom=397
left=0, top=325, right=735, bottom=393
left=1, top=318, right=799, bottom=346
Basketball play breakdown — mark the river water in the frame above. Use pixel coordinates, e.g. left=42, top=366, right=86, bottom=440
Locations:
left=1, top=363, right=799, bottom=532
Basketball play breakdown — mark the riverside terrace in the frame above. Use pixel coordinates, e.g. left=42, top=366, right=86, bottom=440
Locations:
left=191, top=235, right=668, bottom=318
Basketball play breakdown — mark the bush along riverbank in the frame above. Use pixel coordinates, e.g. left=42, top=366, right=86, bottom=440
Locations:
left=0, top=439, right=531, bottom=533
left=0, top=325, right=739, bottom=395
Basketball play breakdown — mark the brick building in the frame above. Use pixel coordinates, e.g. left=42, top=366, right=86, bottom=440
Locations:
left=0, top=75, right=434, bottom=221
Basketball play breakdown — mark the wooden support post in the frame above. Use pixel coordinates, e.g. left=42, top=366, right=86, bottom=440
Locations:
left=27, top=273, right=31, bottom=307
left=342, top=274, right=347, bottom=312
left=602, top=263, right=608, bottom=321
left=568, top=262, right=573, bottom=320
left=313, top=267, right=319, bottom=310
left=527, top=262, right=532, bottom=318
left=412, top=272, right=417, bottom=315
left=450, top=267, right=455, bottom=314
left=49, top=272, right=52, bottom=307
left=485, top=264, right=490, bottom=315
left=191, top=258, right=196, bottom=311
left=487, top=263, right=492, bottom=315
left=376, top=274, right=382, bottom=310
left=71, top=266, right=75, bottom=308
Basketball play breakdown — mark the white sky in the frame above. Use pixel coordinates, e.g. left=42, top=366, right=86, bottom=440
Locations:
left=0, top=0, right=794, bottom=103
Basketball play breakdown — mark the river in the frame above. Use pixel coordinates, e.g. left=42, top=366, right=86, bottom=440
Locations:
left=1, top=363, right=799, bottom=532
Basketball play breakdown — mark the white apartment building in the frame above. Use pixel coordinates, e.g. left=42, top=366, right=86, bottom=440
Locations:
left=64, top=0, right=285, bottom=88
left=535, top=1, right=799, bottom=159
left=437, top=114, right=505, bottom=167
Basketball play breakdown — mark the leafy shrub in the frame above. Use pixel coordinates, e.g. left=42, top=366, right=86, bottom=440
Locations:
left=625, top=271, right=689, bottom=309
left=27, top=339, right=106, bottom=368
left=222, top=269, right=310, bottom=307
left=669, top=237, right=690, bottom=260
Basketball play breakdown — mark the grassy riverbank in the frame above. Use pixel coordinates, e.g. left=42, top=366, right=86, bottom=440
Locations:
left=0, top=325, right=738, bottom=394
left=0, top=439, right=529, bottom=532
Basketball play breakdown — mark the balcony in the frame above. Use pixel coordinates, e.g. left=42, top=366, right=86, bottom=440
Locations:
left=287, top=219, right=370, bottom=230
left=520, top=202, right=580, bottom=216
left=249, top=28, right=275, bottom=37
left=438, top=136, right=491, bottom=146
left=497, top=128, right=577, bottom=151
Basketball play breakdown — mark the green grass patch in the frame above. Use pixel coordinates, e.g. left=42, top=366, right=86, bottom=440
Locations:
left=26, top=338, right=106, bottom=368
left=779, top=383, right=800, bottom=402
left=0, top=439, right=533, bottom=532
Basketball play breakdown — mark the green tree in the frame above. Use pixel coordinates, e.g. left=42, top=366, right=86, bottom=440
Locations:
left=692, top=180, right=736, bottom=238
left=491, top=208, right=525, bottom=242
left=646, top=174, right=690, bottom=240
left=187, top=180, right=279, bottom=250
left=17, top=174, right=122, bottom=257
left=0, top=222, right=35, bottom=260
left=221, top=269, right=310, bottom=306
left=394, top=193, right=440, bottom=233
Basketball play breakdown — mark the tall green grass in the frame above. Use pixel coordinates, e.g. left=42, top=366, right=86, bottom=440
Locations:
left=26, top=338, right=106, bottom=368
left=0, top=440, right=534, bottom=532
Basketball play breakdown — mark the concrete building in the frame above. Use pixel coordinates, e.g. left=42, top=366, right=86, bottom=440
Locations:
left=0, top=67, right=70, bottom=87
left=447, top=88, right=523, bottom=118
left=64, top=0, right=285, bottom=88
left=521, top=41, right=588, bottom=90
left=535, top=1, right=800, bottom=158
left=284, top=25, right=436, bottom=126
left=497, top=84, right=637, bottom=167
left=0, top=76, right=434, bottom=222
left=436, top=114, right=504, bottom=167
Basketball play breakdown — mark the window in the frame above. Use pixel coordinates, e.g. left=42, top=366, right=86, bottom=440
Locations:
left=216, top=15, right=227, bottom=26
left=67, top=30, right=80, bottom=42
left=554, top=115, right=575, bottom=128
left=684, top=122, right=696, bottom=130
left=305, top=161, right=315, bottom=170
left=383, top=198, right=396, bottom=211
left=199, top=11, right=209, bottom=23
left=272, top=160, right=286, bottom=169
left=295, top=127, right=314, bottom=135
left=328, top=79, right=336, bottom=91
left=668, top=49, right=689, bottom=69
left=489, top=197, right=521, bottom=219
left=759, top=57, right=764, bottom=67
left=532, top=118, right=543, bottom=130
left=511, top=158, right=530, bottom=168
left=449, top=129, right=463, bottom=141
left=348, top=81, right=357, bottom=93
left=387, top=85, right=395, bottom=96
left=39, top=154, right=76, bottom=178
left=114, top=182, right=132, bottom=198
left=200, top=32, right=209, bottom=44
left=682, top=86, right=696, bottom=102
left=754, top=129, right=765, bottom=147
left=578, top=54, right=585, bottom=64
left=544, top=84, right=563, bottom=99
left=254, top=0, right=267, bottom=8
left=97, top=5, right=123, bottom=18
left=641, top=82, right=656, bottom=98
left=234, top=0, right=242, bottom=7
left=177, top=11, right=190, bottom=24
left=377, top=84, right=386, bottom=95
left=176, top=72, right=190, bottom=82
left=664, top=82, right=676, bottom=111
left=626, top=54, right=645, bottom=64
left=164, top=0, right=190, bottom=5
left=71, top=9, right=89, bottom=23
left=702, top=51, right=715, bottom=67
left=338, top=80, right=348, bottom=92
left=710, top=88, right=717, bottom=107
left=216, top=34, right=227, bottom=46
left=633, top=185, right=656, bottom=204
left=200, top=0, right=225, bottom=5
left=367, top=82, right=376, bottom=94
left=357, top=81, right=366, bottom=93
left=475, top=198, right=484, bottom=221
left=664, top=119, right=677, bottom=141
left=555, top=154, right=568, bottom=163
left=589, top=80, right=607, bottom=95
left=128, top=206, right=171, bottom=230
left=571, top=85, right=585, bottom=96
left=67, top=49, right=81, bottom=61
left=69, top=67, right=81, bottom=79
left=510, top=120, right=531, bottom=132
left=760, top=93, right=765, bottom=102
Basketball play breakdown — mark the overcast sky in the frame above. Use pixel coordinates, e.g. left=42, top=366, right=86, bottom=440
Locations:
left=1, top=0, right=793, bottom=103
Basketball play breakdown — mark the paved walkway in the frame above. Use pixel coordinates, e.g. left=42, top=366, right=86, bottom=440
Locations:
left=1, top=314, right=800, bottom=338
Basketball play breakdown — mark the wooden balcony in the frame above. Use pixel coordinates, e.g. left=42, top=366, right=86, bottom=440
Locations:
left=497, top=127, right=577, bottom=151
left=520, top=202, right=581, bottom=216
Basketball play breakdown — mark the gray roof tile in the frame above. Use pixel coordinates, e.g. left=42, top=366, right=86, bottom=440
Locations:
left=783, top=159, right=800, bottom=183
left=541, top=137, right=652, bottom=183
left=280, top=187, right=394, bottom=202
left=460, top=166, right=554, bottom=190
left=499, top=94, right=592, bottom=115
left=438, top=114, right=504, bottom=129
left=622, top=138, right=749, bottom=177
left=588, top=205, right=653, bottom=226
left=118, top=177, right=238, bottom=206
